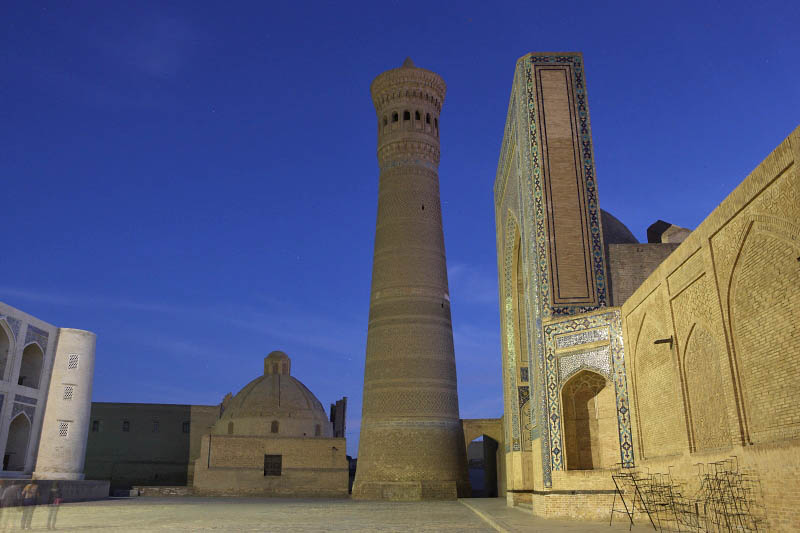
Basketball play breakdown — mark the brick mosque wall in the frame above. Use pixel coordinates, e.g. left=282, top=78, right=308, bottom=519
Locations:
left=193, top=434, right=348, bottom=497
left=84, top=402, right=219, bottom=490
left=620, top=125, right=800, bottom=531
left=606, top=243, right=679, bottom=306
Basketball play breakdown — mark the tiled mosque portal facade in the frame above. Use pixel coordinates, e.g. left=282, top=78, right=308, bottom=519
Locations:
left=494, top=52, right=800, bottom=529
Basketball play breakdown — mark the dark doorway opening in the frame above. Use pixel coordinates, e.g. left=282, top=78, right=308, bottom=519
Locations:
left=467, top=435, right=499, bottom=497
left=264, top=454, right=282, bottom=476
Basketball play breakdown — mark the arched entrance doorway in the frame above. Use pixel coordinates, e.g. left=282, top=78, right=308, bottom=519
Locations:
left=561, top=370, right=617, bottom=470
left=4, top=413, right=31, bottom=471
left=467, top=435, right=500, bottom=497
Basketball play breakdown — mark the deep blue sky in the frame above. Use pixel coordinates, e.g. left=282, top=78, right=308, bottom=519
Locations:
left=2, top=1, right=798, bottom=456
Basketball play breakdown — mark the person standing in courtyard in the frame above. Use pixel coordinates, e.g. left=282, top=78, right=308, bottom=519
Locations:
left=46, top=482, right=62, bottom=530
left=1, top=484, right=21, bottom=530
left=20, top=481, right=38, bottom=530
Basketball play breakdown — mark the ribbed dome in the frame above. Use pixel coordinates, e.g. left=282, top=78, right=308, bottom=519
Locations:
left=212, top=352, right=332, bottom=438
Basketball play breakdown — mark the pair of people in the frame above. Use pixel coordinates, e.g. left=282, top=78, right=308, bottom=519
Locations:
left=0, top=482, right=61, bottom=530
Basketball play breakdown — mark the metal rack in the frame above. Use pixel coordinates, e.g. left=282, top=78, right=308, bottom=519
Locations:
left=609, top=457, right=767, bottom=532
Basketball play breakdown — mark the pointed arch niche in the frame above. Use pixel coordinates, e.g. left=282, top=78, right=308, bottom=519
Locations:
left=4, top=413, right=31, bottom=471
left=18, top=343, right=43, bottom=389
left=729, top=222, right=800, bottom=444
left=560, top=370, right=617, bottom=470
left=0, top=321, right=11, bottom=381
left=511, top=232, right=532, bottom=449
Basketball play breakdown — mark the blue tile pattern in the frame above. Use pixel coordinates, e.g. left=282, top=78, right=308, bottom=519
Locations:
left=24, top=324, right=49, bottom=353
left=14, top=394, right=37, bottom=405
left=12, top=402, right=35, bottom=421
left=0, top=316, right=21, bottom=341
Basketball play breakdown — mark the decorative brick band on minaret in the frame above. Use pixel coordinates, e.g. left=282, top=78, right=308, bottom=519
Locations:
left=352, top=58, right=469, bottom=501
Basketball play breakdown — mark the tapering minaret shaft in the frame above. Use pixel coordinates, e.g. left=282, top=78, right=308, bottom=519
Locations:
left=353, top=59, right=469, bottom=500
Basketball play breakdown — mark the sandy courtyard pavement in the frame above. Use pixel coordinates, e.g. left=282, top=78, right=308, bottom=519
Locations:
left=0, top=497, right=658, bottom=532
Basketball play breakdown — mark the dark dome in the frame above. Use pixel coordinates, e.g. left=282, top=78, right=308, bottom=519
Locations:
left=601, top=209, right=638, bottom=245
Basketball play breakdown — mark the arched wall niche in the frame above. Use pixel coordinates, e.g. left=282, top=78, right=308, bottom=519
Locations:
left=727, top=221, right=800, bottom=444
left=0, top=321, right=12, bottom=381
left=631, top=310, right=686, bottom=459
left=511, top=232, right=531, bottom=451
left=4, top=413, right=31, bottom=472
left=560, top=370, right=617, bottom=470
left=18, top=342, right=44, bottom=389
left=501, top=211, right=524, bottom=452
left=681, top=323, right=731, bottom=452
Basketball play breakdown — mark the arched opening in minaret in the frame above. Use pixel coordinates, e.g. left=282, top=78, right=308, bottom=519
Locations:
left=383, top=116, right=387, bottom=126
left=415, top=110, right=420, bottom=120
left=18, top=343, right=43, bottom=389
left=426, top=113, right=431, bottom=124
left=561, top=370, right=617, bottom=470
left=3, top=413, right=31, bottom=472
left=0, top=322, right=11, bottom=381
left=467, top=435, right=500, bottom=497
left=403, top=110, right=410, bottom=121
left=392, top=112, right=398, bottom=122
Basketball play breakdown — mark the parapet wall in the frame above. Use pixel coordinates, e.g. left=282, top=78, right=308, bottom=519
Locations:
left=620, top=124, right=800, bottom=531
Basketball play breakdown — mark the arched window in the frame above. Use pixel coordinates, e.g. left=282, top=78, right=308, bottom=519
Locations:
left=392, top=112, right=398, bottom=123
left=383, top=116, right=387, bottom=126
left=271, top=420, right=279, bottom=434
left=434, top=118, right=438, bottom=129
left=403, top=110, right=410, bottom=121
left=227, top=421, right=234, bottom=435
left=18, top=343, right=43, bottom=389
left=426, top=113, right=431, bottom=124
left=415, top=111, right=420, bottom=121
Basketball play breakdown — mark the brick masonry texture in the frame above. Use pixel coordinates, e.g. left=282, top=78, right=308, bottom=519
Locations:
left=353, top=58, right=469, bottom=500
left=621, top=125, right=800, bottom=530
left=607, top=243, right=679, bottom=306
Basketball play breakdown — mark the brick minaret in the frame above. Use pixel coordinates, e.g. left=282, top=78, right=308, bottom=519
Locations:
left=352, top=58, right=469, bottom=500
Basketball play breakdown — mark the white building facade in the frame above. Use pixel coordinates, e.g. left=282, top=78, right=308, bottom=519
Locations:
left=0, top=301, right=95, bottom=479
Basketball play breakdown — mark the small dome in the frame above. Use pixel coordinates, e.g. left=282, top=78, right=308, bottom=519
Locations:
left=601, top=209, right=638, bottom=245
left=402, top=57, right=415, bottom=68
left=213, top=353, right=332, bottom=438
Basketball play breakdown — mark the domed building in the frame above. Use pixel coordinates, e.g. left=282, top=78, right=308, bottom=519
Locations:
left=192, top=352, right=348, bottom=497
left=212, top=351, right=333, bottom=439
